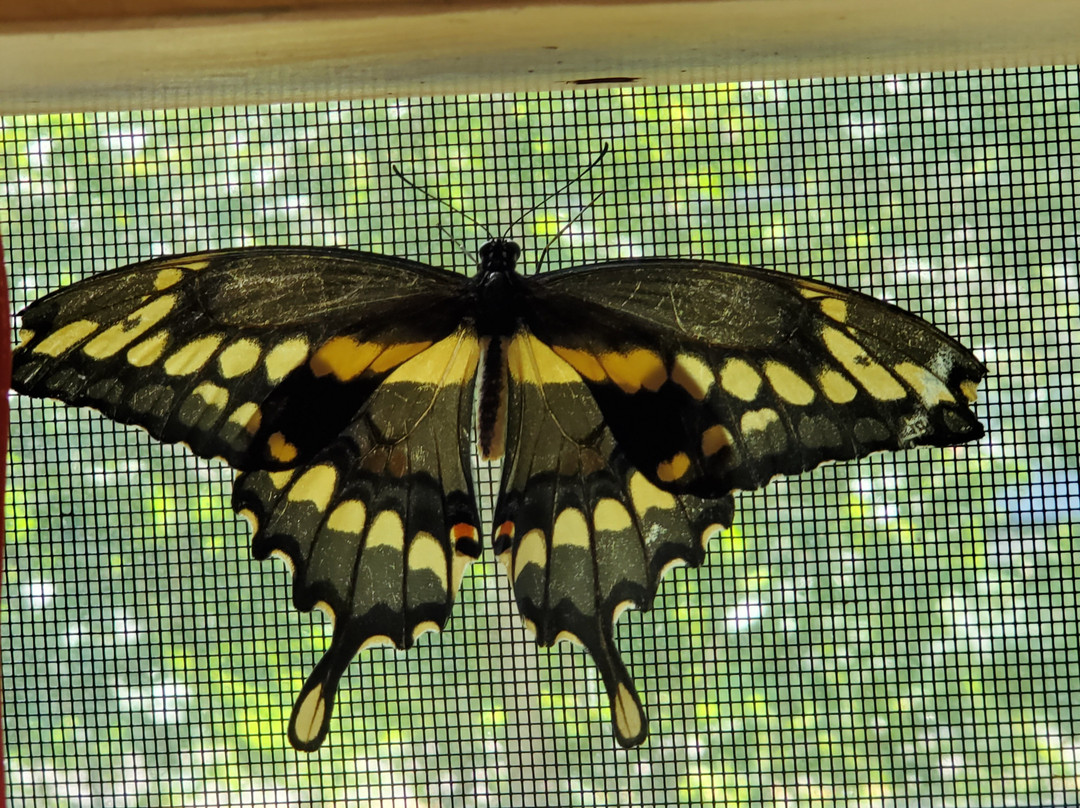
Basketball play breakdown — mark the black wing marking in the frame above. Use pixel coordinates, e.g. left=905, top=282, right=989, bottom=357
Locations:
left=12, top=248, right=469, bottom=470
left=492, top=331, right=734, bottom=747
left=234, top=327, right=483, bottom=750
left=528, top=259, right=986, bottom=498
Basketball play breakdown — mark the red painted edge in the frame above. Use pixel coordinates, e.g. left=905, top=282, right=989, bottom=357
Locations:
left=0, top=235, right=9, bottom=805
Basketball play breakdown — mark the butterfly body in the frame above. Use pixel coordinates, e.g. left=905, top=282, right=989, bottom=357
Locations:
left=13, top=239, right=986, bottom=751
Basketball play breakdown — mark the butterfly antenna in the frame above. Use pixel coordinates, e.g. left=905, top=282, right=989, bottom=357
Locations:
left=391, top=164, right=491, bottom=259
left=504, top=143, right=611, bottom=241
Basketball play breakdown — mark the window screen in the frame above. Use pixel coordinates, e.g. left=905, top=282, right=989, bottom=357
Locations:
left=4, top=70, right=1077, bottom=806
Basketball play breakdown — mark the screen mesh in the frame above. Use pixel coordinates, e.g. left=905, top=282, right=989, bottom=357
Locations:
left=4, top=70, right=1077, bottom=806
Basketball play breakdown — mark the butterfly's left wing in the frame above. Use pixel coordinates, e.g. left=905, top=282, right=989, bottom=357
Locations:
left=495, top=258, right=985, bottom=747
left=528, top=258, right=986, bottom=499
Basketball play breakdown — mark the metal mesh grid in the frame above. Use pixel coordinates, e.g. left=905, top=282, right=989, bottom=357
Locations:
left=3, top=70, right=1077, bottom=805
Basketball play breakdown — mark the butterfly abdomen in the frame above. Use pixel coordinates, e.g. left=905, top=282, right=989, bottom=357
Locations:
left=477, top=335, right=509, bottom=460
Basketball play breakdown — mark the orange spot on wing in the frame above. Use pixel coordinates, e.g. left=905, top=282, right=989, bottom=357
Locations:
left=600, top=348, right=667, bottom=393
left=550, top=345, right=608, bottom=382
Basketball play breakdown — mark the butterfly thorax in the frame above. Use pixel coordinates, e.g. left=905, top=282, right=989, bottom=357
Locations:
left=472, top=238, right=531, bottom=337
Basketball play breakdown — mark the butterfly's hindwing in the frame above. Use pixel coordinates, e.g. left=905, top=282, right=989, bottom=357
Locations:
left=492, top=331, right=734, bottom=747
left=234, top=327, right=483, bottom=751
left=13, top=248, right=470, bottom=470
left=528, top=260, right=986, bottom=498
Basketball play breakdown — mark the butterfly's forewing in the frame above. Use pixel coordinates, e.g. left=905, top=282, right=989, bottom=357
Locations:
left=234, top=326, right=483, bottom=751
left=493, top=331, right=735, bottom=747
left=527, top=259, right=986, bottom=499
left=13, top=248, right=470, bottom=470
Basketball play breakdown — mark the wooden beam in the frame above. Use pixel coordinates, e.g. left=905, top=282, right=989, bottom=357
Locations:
left=1, top=0, right=1077, bottom=114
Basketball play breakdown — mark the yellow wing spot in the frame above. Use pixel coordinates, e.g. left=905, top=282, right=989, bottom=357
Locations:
left=613, top=600, right=635, bottom=623
left=894, top=361, right=954, bottom=405
left=514, top=529, right=548, bottom=580
left=960, top=379, right=980, bottom=403
left=270, top=548, right=300, bottom=574
left=153, top=267, right=184, bottom=290
left=83, top=294, right=177, bottom=359
left=657, top=452, right=691, bottom=483
left=700, top=522, right=726, bottom=550
left=659, top=557, right=688, bottom=580
left=164, top=334, right=224, bottom=376
left=360, top=635, right=395, bottom=651
left=550, top=345, right=607, bottom=382
left=387, top=329, right=479, bottom=383
left=264, top=337, right=311, bottom=383
left=821, top=327, right=906, bottom=401
left=267, top=469, right=295, bottom=489
left=178, top=258, right=212, bottom=271
left=191, top=381, right=228, bottom=411
left=267, top=432, right=298, bottom=463
left=126, top=331, right=169, bottom=367
left=508, top=334, right=583, bottom=384
left=629, top=471, right=677, bottom=516
left=287, top=465, right=338, bottom=511
left=764, top=361, right=816, bottom=406
left=701, top=424, right=733, bottom=456
left=614, top=683, right=644, bottom=744
left=819, top=297, right=848, bottom=322
left=370, top=341, right=435, bottom=374
left=412, top=620, right=441, bottom=640
left=719, top=358, right=762, bottom=402
left=310, top=336, right=383, bottom=381
left=741, top=408, right=780, bottom=433
left=228, top=401, right=261, bottom=434
left=326, top=499, right=367, bottom=534
left=599, top=348, right=667, bottom=393
left=33, top=319, right=99, bottom=357
left=552, top=508, right=590, bottom=549
left=496, top=547, right=514, bottom=579
left=796, top=279, right=835, bottom=298
left=408, top=532, right=448, bottom=588
left=291, top=686, right=327, bottom=748
left=217, top=339, right=262, bottom=378
left=670, top=353, right=714, bottom=400
left=594, top=498, right=632, bottom=532
left=818, top=368, right=858, bottom=403
left=367, top=510, right=405, bottom=551
left=238, top=507, right=258, bottom=532
left=554, top=630, right=583, bottom=647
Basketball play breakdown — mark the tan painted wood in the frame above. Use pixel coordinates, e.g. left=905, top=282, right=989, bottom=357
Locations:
left=1, top=0, right=1077, bottom=114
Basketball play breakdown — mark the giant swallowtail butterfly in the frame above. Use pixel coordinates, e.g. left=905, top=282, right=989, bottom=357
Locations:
left=12, top=232, right=986, bottom=750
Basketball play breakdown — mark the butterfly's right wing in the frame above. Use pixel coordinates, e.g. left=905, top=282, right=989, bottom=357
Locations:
left=13, top=247, right=485, bottom=751
left=235, top=325, right=483, bottom=751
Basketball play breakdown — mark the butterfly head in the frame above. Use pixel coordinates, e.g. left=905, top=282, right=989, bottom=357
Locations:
left=477, top=239, right=522, bottom=279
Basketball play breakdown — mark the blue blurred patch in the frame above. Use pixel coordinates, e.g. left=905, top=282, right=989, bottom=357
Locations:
left=1000, top=469, right=1080, bottom=524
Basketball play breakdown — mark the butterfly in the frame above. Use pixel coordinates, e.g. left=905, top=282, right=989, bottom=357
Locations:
left=12, top=236, right=986, bottom=751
